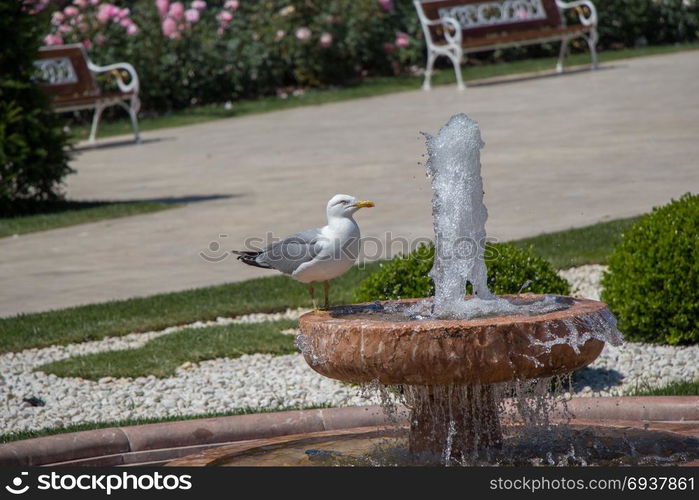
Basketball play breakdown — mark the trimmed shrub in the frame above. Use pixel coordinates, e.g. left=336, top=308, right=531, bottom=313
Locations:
left=601, top=194, right=699, bottom=345
left=0, top=2, right=72, bottom=215
left=354, top=242, right=570, bottom=302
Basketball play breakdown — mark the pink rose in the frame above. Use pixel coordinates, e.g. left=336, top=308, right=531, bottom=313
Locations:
left=43, top=33, right=64, bottom=46
left=295, top=27, right=311, bottom=42
left=127, top=24, right=139, bottom=35
left=73, top=0, right=88, bottom=7
left=156, top=0, right=170, bottom=18
left=224, top=0, right=239, bottom=10
left=118, top=8, right=130, bottom=19
left=168, top=1, right=185, bottom=20
left=184, top=8, right=199, bottom=22
left=319, top=32, right=332, bottom=48
left=82, top=39, right=92, bottom=49
left=51, top=12, right=64, bottom=25
left=58, top=24, right=72, bottom=33
left=97, top=4, right=111, bottom=23
left=63, top=6, right=78, bottom=16
left=90, top=0, right=99, bottom=4
left=162, top=17, right=178, bottom=37
left=120, top=17, right=134, bottom=27
left=378, top=0, right=394, bottom=12
left=191, top=0, right=206, bottom=10
left=395, top=31, right=409, bottom=48
left=217, top=10, right=232, bottom=21
left=107, top=5, right=120, bottom=18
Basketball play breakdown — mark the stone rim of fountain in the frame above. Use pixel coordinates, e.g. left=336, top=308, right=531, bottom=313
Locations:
left=298, top=294, right=609, bottom=386
left=298, top=294, right=620, bottom=458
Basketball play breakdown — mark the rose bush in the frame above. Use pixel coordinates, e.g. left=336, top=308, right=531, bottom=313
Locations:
left=28, top=0, right=699, bottom=113
left=32, top=0, right=422, bottom=112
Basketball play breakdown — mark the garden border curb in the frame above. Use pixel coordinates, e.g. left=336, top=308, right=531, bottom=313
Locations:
left=0, top=397, right=697, bottom=466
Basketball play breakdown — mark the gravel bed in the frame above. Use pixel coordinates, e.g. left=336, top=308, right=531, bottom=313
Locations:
left=0, top=266, right=696, bottom=434
left=561, top=265, right=699, bottom=396
left=0, top=308, right=373, bottom=434
left=559, top=264, right=606, bottom=301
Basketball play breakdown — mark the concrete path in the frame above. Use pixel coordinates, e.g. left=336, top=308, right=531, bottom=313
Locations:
left=2, top=51, right=698, bottom=316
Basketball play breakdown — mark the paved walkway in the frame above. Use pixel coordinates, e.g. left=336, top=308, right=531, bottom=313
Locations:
left=2, top=51, right=698, bottom=316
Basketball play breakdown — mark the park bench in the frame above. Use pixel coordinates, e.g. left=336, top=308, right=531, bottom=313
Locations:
left=413, top=0, right=598, bottom=90
left=35, top=44, right=141, bottom=143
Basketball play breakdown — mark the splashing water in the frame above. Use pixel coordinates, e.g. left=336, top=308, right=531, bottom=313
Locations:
left=424, top=114, right=493, bottom=316
left=421, top=114, right=586, bottom=321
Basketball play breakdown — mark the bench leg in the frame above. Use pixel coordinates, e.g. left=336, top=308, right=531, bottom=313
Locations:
left=448, top=49, right=465, bottom=91
left=587, top=29, right=599, bottom=70
left=117, top=98, right=141, bottom=144
left=88, top=104, right=106, bottom=144
left=556, top=38, right=570, bottom=73
left=128, top=98, right=141, bottom=144
left=422, top=52, right=436, bottom=91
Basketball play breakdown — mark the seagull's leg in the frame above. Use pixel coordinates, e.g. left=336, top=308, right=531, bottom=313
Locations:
left=308, top=283, right=318, bottom=310
left=323, top=280, right=330, bottom=310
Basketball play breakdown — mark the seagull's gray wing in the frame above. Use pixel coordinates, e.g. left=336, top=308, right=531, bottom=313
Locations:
left=255, top=227, right=324, bottom=275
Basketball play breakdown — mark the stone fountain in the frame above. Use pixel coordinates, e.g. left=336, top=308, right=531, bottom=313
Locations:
left=6, top=114, right=695, bottom=468
left=297, top=114, right=622, bottom=462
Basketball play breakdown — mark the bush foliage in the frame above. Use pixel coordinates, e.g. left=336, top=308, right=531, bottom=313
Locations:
left=354, top=242, right=570, bottom=302
left=0, top=2, right=72, bottom=214
left=601, top=194, right=699, bottom=345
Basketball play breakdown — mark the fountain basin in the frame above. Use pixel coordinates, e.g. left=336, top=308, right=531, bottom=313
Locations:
left=298, top=295, right=611, bottom=386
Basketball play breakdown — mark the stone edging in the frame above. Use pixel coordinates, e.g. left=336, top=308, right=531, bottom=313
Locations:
left=0, top=397, right=697, bottom=467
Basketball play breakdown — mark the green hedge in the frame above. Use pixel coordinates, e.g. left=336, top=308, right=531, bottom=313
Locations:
left=355, top=242, right=570, bottom=302
left=601, top=193, right=698, bottom=345
left=0, top=2, right=72, bottom=215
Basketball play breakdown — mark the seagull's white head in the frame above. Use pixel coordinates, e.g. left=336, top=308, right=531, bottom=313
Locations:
left=326, top=194, right=375, bottom=220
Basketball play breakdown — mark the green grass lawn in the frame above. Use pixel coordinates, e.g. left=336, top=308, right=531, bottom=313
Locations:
left=0, top=200, right=178, bottom=238
left=68, top=43, right=699, bottom=142
left=38, top=319, right=298, bottom=379
left=511, top=216, right=641, bottom=269
left=0, top=215, right=640, bottom=353
left=0, top=262, right=379, bottom=354
left=629, top=379, right=699, bottom=396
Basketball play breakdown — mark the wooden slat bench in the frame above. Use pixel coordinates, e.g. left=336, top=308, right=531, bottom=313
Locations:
left=35, top=44, right=141, bottom=143
left=413, top=0, right=599, bottom=90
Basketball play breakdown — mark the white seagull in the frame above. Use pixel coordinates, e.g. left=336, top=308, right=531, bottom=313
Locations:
left=234, top=194, right=374, bottom=309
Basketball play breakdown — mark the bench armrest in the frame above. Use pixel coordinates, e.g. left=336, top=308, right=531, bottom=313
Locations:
left=556, top=0, right=597, bottom=27
left=422, top=16, right=463, bottom=46
left=87, top=61, right=139, bottom=94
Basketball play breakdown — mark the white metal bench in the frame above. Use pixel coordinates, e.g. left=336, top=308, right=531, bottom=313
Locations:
left=413, top=0, right=599, bottom=90
left=35, top=44, right=140, bottom=143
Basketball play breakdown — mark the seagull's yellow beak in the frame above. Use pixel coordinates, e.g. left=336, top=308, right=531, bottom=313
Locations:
left=352, top=200, right=375, bottom=209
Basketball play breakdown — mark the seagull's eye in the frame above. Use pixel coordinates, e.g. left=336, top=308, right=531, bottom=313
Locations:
left=338, top=200, right=348, bottom=205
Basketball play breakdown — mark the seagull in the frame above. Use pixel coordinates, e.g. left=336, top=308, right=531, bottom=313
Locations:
left=233, top=194, right=374, bottom=309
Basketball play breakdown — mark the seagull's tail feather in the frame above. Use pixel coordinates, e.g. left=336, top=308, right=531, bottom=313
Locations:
left=232, top=250, right=271, bottom=269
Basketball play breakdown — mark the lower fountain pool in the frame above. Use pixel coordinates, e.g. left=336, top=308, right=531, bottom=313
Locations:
left=212, top=425, right=699, bottom=466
